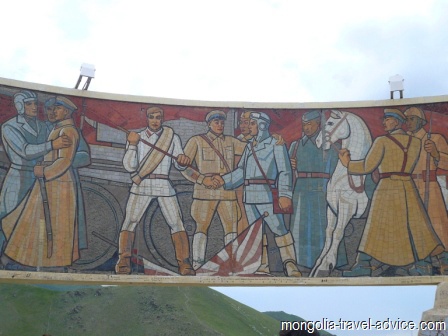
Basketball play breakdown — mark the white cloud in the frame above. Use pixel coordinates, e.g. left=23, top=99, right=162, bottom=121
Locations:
left=1, top=0, right=448, bottom=102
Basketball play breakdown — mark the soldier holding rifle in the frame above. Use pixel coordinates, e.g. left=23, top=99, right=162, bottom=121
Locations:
left=405, top=106, right=448, bottom=275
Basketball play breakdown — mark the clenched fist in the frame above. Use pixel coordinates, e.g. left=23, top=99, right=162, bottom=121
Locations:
left=127, top=131, right=140, bottom=145
left=176, top=154, right=191, bottom=167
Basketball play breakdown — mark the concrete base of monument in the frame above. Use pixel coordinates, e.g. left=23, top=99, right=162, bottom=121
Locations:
left=419, top=282, right=448, bottom=336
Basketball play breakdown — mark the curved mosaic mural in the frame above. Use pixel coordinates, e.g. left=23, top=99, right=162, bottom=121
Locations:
left=1, top=80, right=448, bottom=279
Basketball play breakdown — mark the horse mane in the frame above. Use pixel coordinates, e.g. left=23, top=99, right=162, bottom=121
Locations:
left=343, top=112, right=372, bottom=160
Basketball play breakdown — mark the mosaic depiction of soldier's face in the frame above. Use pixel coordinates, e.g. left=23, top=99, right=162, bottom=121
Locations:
left=46, top=105, right=56, bottom=123
left=239, top=118, right=250, bottom=135
left=302, top=119, right=320, bottom=137
left=53, top=105, right=70, bottom=122
left=249, top=118, right=259, bottom=137
left=405, top=115, right=424, bottom=133
left=24, top=100, right=38, bottom=118
left=209, top=118, right=225, bottom=135
left=383, top=116, right=399, bottom=132
left=147, top=111, right=163, bottom=132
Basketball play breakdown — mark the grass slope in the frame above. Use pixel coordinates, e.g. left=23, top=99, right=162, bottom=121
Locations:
left=0, top=284, right=281, bottom=336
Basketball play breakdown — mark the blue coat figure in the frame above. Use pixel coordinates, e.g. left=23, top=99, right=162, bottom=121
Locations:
left=289, top=110, right=342, bottom=270
left=221, top=112, right=301, bottom=277
left=0, top=91, right=55, bottom=252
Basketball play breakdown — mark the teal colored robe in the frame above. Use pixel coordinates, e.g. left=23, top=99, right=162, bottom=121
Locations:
left=289, top=132, right=343, bottom=269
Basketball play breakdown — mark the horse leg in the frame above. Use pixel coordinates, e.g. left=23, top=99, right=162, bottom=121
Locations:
left=310, top=204, right=338, bottom=277
left=313, top=198, right=355, bottom=277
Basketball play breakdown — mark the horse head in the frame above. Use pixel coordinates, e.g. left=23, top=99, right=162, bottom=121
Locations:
left=324, top=110, right=350, bottom=149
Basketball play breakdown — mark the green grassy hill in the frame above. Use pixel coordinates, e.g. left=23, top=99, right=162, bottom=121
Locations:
left=0, top=284, right=281, bottom=336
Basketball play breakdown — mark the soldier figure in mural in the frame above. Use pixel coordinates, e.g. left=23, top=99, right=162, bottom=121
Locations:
left=340, top=108, right=444, bottom=276
left=404, top=106, right=448, bottom=275
left=288, top=110, right=341, bottom=272
left=237, top=111, right=253, bottom=142
left=44, top=97, right=91, bottom=253
left=181, top=110, right=247, bottom=270
left=2, top=96, right=82, bottom=268
left=213, top=112, right=301, bottom=277
left=0, top=90, right=71, bottom=261
left=115, top=106, right=195, bottom=276
left=235, top=111, right=253, bottom=235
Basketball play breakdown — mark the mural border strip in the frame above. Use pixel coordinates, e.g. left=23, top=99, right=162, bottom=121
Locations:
left=0, top=271, right=445, bottom=287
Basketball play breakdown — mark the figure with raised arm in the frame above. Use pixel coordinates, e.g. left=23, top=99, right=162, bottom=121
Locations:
left=115, top=106, right=195, bottom=276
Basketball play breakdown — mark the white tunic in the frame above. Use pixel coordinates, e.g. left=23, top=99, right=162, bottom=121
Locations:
left=123, top=128, right=185, bottom=197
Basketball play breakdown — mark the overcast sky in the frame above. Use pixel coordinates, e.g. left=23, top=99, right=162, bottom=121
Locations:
left=2, top=1, right=448, bottom=335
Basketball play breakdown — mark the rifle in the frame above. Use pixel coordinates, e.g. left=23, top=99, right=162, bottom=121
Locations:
left=38, top=176, right=53, bottom=258
left=424, top=112, right=433, bottom=209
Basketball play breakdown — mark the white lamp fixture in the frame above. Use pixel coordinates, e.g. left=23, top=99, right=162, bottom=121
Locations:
left=75, top=63, right=96, bottom=90
left=388, top=74, right=404, bottom=99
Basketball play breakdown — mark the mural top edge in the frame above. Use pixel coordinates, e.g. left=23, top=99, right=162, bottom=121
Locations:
left=2, top=76, right=448, bottom=109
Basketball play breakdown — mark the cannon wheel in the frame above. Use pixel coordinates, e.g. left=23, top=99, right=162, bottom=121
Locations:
left=72, top=181, right=123, bottom=270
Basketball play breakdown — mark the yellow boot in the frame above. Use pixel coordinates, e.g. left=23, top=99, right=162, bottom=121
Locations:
left=115, top=230, right=135, bottom=275
left=275, top=232, right=302, bottom=277
left=256, top=234, right=270, bottom=275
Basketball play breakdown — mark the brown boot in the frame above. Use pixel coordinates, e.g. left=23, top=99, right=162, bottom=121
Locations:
left=256, top=234, right=270, bottom=275
left=115, top=231, right=135, bottom=275
left=172, top=231, right=195, bottom=276
left=275, top=232, right=302, bottom=277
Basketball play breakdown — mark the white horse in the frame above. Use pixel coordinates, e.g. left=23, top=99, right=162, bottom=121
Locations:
left=310, top=110, right=372, bottom=277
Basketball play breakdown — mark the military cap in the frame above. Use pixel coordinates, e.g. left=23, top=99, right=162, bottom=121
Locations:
left=54, top=96, right=77, bottom=112
left=44, top=97, right=56, bottom=108
left=206, top=110, right=226, bottom=122
left=302, top=110, right=321, bottom=122
left=384, top=108, right=406, bottom=123
left=240, top=111, right=252, bottom=120
left=404, top=107, right=427, bottom=126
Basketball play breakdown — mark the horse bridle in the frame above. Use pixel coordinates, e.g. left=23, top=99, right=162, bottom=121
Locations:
left=325, top=111, right=349, bottom=139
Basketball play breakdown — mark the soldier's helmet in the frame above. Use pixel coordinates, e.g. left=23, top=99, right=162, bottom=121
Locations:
left=404, top=107, right=427, bottom=126
left=250, top=111, right=271, bottom=131
left=13, top=90, right=37, bottom=115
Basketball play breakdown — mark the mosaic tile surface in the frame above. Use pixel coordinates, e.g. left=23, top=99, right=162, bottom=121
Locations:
left=1, top=85, right=448, bottom=278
